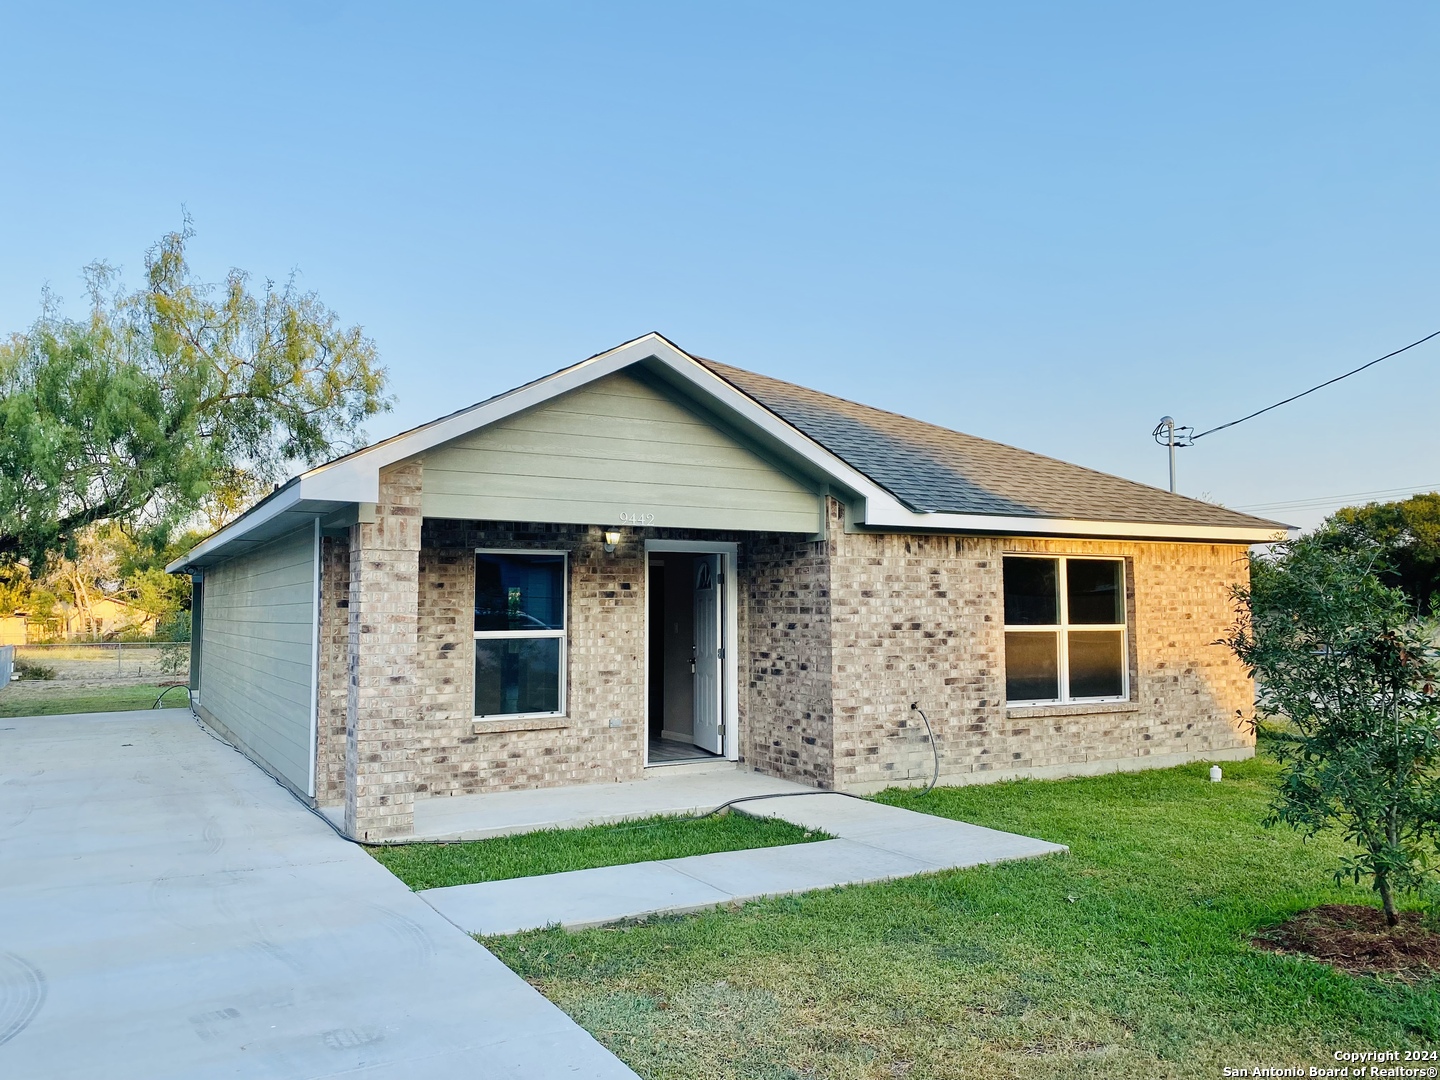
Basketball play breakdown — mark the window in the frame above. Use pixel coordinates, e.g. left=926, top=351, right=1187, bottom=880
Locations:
left=1003, top=555, right=1128, bottom=705
left=473, top=551, right=566, bottom=718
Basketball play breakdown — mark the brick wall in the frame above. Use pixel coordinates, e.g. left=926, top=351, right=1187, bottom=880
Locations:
left=829, top=515, right=996, bottom=790
left=320, top=494, right=1252, bottom=815
left=825, top=508, right=1255, bottom=792
left=412, top=521, right=643, bottom=795
left=410, top=521, right=753, bottom=798
left=744, top=525, right=835, bottom=786
left=344, top=461, right=423, bottom=839
left=314, top=533, right=350, bottom=807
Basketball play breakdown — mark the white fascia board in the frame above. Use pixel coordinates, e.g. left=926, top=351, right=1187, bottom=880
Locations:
left=166, top=483, right=306, bottom=573
left=858, top=503, right=1291, bottom=543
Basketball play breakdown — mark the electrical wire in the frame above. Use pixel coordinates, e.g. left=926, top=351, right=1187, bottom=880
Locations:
left=911, top=702, right=941, bottom=795
left=1233, top=482, right=1440, bottom=514
left=1189, top=328, right=1440, bottom=442
left=151, top=684, right=191, bottom=709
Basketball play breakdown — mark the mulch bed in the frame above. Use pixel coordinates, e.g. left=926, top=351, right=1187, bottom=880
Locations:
left=1253, top=904, right=1440, bottom=979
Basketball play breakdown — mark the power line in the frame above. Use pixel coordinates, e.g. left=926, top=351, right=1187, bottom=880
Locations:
left=1190, top=328, right=1440, bottom=441
left=1235, top=482, right=1440, bottom=514
left=1152, top=328, right=1440, bottom=493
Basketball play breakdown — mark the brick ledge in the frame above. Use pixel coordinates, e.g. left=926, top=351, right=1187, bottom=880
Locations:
left=472, top=716, right=571, bottom=734
left=1006, top=701, right=1142, bottom=720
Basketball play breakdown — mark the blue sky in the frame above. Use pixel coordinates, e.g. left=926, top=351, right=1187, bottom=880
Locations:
left=2, top=2, right=1436, bottom=529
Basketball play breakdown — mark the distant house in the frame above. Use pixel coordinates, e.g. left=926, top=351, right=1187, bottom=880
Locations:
left=0, top=596, right=158, bottom=644
left=169, top=334, right=1288, bottom=840
left=0, top=615, right=24, bottom=647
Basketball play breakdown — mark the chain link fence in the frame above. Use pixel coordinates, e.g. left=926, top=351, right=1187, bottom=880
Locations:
left=12, top=642, right=190, bottom=688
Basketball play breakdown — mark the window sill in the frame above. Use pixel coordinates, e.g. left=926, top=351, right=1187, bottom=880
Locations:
left=1005, top=700, right=1140, bottom=720
left=472, top=716, right=570, bottom=734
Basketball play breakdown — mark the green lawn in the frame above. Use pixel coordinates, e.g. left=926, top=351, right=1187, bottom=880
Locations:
left=372, top=812, right=828, bottom=890
left=0, top=682, right=189, bottom=717
left=487, top=757, right=1438, bottom=1080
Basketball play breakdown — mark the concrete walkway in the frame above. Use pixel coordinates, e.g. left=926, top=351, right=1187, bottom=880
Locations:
left=422, top=791, right=1067, bottom=935
left=0, top=710, right=637, bottom=1079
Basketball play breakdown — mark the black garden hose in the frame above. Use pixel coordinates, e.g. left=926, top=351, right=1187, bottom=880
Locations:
left=151, top=684, right=192, bottom=709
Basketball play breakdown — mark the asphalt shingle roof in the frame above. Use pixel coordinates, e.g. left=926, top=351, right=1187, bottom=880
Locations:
left=697, top=358, right=1283, bottom=531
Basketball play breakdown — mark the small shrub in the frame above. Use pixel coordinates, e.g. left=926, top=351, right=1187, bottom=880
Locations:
left=158, top=640, right=189, bottom=676
left=156, top=610, right=191, bottom=643
left=14, top=658, right=56, bottom=681
left=156, top=611, right=192, bottom=676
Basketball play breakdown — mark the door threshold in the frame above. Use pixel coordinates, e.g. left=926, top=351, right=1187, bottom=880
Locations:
left=648, top=737, right=721, bottom=765
left=643, top=757, right=737, bottom=776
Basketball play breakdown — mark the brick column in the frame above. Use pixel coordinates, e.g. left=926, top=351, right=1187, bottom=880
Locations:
left=314, top=532, right=351, bottom=807
left=344, top=461, right=422, bottom=839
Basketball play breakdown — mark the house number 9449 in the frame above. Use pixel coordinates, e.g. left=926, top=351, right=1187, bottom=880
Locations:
left=618, top=512, right=655, bottom=526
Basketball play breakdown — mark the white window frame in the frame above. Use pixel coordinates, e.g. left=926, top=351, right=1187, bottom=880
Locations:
left=1003, top=554, right=1129, bottom=706
left=473, top=548, right=567, bottom=720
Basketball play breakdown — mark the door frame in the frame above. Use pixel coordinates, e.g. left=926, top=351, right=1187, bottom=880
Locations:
left=643, top=539, right=739, bottom=766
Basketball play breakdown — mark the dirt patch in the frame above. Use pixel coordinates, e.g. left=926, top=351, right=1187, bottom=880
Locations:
left=12, top=646, right=185, bottom=686
left=1254, top=904, right=1440, bottom=979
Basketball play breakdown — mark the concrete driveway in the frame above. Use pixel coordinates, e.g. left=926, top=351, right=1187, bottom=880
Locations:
left=0, top=709, right=637, bottom=1079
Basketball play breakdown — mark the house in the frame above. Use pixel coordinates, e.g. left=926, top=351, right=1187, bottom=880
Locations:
left=0, top=596, right=159, bottom=644
left=168, top=334, right=1288, bottom=840
left=0, top=616, right=24, bottom=647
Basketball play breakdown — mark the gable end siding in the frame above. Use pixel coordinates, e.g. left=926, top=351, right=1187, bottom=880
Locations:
left=199, top=524, right=317, bottom=793
left=420, top=371, right=821, bottom=532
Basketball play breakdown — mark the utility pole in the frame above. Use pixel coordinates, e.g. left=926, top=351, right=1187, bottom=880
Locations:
left=1151, top=417, right=1193, bottom=494
left=1159, top=416, right=1177, bottom=493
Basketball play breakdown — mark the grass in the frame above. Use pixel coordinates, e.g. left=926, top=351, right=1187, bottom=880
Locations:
left=0, top=682, right=189, bottom=717
left=486, top=757, right=1439, bottom=1080
left=371, top=812, right=829, bottom=891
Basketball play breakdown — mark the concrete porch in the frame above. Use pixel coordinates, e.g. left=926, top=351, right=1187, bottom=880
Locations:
left=324, top=761, right=816, bottom=841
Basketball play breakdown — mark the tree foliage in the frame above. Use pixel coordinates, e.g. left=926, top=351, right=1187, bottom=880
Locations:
left=0, top=563, right=30, bottom=616
left=1320, top=493, right=1440, bottom=615
left=1222, top=537, right=1440, bottom=925
left=0, top=220, right=390, bottom=571
left=3, top=524, right=201, bottom=640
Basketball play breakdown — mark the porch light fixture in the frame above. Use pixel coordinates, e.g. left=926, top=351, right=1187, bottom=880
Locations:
left=603, top=528, right=622, bottom=553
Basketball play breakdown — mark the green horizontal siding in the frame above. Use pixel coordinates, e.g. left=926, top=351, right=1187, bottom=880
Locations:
left=199, top=525, right=315, bottom=793
left=422, top=372, right=821, bottom=532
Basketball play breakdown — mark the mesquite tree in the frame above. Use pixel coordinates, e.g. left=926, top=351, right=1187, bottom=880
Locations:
left=0, top=219, right=389, bottom=572
left=1222, top=537, right=1440, bottom=925
left=1322, top=493, right=1440, bottom=615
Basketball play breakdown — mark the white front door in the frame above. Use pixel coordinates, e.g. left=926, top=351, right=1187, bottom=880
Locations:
left=692, top=554, right=723, bottom=755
